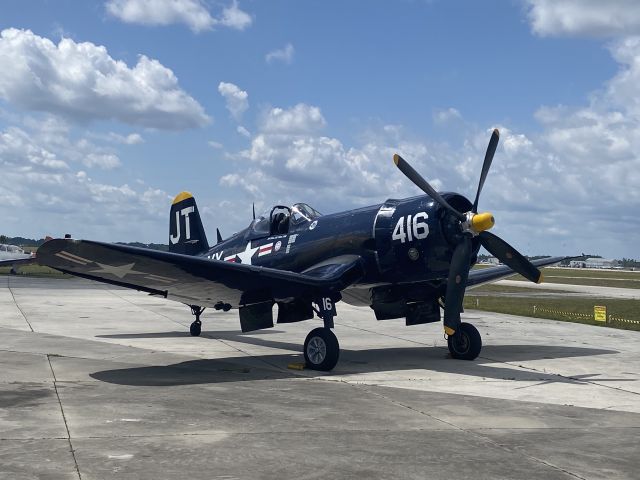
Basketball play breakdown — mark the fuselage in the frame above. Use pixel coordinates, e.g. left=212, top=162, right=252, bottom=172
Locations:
left=0, top=244, right=32, bottom=261
left=194, top=193, right=479, bottom=307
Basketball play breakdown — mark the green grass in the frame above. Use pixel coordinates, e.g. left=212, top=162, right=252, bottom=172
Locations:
left=464, top=293, right=640, bottom=331
left=475, top=265, right=640, bottom=289
left=0, top=265, right=69, bottom=278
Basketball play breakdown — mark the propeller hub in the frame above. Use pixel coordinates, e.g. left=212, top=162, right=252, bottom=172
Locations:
left=461, top=211, right=495, bottom=236
left=471, top=212, right=495, bottom=233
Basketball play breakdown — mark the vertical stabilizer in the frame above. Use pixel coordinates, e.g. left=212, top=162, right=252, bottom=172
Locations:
left=169, top=192, right=209, bottom=255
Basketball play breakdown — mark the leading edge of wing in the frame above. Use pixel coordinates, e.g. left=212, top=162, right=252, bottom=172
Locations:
left=467, top=255, right=574, bottom=289
left=0, top=257, right=37, bottom=267
left=37, top=239, right=364, bottom=293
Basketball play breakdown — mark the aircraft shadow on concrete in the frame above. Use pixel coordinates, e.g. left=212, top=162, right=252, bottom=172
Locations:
left=90, top=330, right=623, bottom=387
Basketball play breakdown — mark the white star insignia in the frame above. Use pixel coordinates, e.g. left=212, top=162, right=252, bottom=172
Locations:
left=90, top=262, right=147, bottom=279
left=235, top=242, right=260, bottom=265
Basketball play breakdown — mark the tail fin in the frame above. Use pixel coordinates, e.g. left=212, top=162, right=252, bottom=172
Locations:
left=169, top=192, right=209, bottom=255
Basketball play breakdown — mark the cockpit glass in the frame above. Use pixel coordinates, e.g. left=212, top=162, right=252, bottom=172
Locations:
left=291, top=203, right=322, bottom=224
left=250, top=213, right=270, bottom=236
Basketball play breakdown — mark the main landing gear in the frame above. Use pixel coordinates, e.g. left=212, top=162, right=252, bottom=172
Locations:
left=447, top=322, right=482, bottom=360
left=303, top=297, right=340, bottom=371
left=189, top=305, right=205, bottom=336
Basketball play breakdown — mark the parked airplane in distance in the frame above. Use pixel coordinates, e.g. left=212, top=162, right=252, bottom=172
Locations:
left=0, top=243, right=36, bottom=273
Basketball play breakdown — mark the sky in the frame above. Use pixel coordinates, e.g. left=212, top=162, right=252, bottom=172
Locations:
left=0, top=0, right=639, bottom=259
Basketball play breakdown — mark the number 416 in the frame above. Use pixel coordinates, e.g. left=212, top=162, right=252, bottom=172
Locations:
left=392, top=212, right=429, bottom=243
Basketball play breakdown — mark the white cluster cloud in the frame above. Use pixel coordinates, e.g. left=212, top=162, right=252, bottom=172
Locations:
left=219, top=68, right=640, bottom=257
left=218, top=82, right=249, bottom=121
left=527, top=0, right=640, bottom=37
left=108, top=132, right=145, bottom=145
left=0, top=28, right=209, bottom=129
left=237, top=125, right=251, bottom=137
left=106, top=0, right=252, bottom=33
left=265, top=43, right=294, bottom=64
left=217, top=0, right=252, bottom=30
left=0, top=118, right=170, bottom=241
left=260, top=103, right=326, bottom=134
left=433, top=107, right=462, bottom=125
left=221, top=104, right=432, bottom=215
left=0, top=117, right=123, bottom=171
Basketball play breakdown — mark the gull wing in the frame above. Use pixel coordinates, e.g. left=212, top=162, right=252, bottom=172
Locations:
left=467, top=256, right=572, bottom=288
left=37, top=239, right=364, bottom=308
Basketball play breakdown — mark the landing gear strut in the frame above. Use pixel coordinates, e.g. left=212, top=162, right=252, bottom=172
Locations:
left=303, top=296, right=340, bottom=371
left=189, top=305, right=205, bottom=336
left=447, top=322, right=482, bottom=360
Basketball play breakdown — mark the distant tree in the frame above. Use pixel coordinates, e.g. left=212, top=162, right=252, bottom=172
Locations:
left=620, top=258, right=640, bottom=268
left=0, top=234, right=7, bottom=244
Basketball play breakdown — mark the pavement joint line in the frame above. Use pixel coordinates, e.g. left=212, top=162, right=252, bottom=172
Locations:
left=480, top=355, right=640, bottom=397
left=6, top=276, right=34, bottom=332
left=3, top=425, right=640, bottom=442
left=349, top=382, right=588, bottom=480
left=47, top=354, right=83, bottom=480
left=100, top=289, right=290, bottom=373
left=336, top=321, right=440, bottom=347
left=104, top=288, right=188, bottom=329
left=201, top=334, right=301, bottom=376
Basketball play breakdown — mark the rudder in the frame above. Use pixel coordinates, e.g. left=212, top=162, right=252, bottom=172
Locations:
left=169, top=192, right=209, bottom=255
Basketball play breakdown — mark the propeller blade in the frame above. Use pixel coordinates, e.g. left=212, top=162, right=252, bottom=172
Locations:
left=479, top=231, right=543, bottom=283
left=393, top=154, right=465, bottom=221
left=472, top=129, right=499, bottom=213
left=443, top=237, right=472, bottom=334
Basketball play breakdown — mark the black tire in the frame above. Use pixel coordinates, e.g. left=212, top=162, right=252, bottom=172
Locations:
left=190, top=320, right=202, bottom=337
left=447, top=322, right=481, bottom=360
left=304, top=327, right=340, bottom=371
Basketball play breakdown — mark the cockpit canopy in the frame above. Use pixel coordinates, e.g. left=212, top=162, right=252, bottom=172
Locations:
left=248, top=203, right=322, bottom=239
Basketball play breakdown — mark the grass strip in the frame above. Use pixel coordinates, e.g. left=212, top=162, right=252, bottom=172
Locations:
left=464, top=294, right=640, bottom=331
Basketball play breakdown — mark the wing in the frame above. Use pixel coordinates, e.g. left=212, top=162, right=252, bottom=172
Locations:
left=37, top=239, right=365, bottom=308
left=467, top=256, right=572, bottom=288
left=0, top=257, right=37, bottom=267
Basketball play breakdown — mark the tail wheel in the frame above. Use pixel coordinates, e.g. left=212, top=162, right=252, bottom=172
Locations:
left=304, top=327, right=340, bottom=371
left=447, top=322, right=481, bottom=360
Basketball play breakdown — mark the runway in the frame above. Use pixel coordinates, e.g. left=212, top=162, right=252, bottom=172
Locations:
left=496, top=279, right=640, bottom=299
left=2, top=276, right=639, bottom=479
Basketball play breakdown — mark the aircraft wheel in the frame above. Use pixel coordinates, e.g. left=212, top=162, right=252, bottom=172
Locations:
left=190, top=320, right=202, bottom=337
left=447, top=322, right=481, bottom=360
left=304, top=327, right=340, bottom=371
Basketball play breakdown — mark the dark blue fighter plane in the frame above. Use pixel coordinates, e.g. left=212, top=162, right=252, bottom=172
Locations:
left=38, top=130, right=568, bottom=371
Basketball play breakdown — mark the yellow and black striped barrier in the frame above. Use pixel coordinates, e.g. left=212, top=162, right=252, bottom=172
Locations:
left=532, top=305, right=639, bottom=325
left=609, top=316, right=640, bottom=325
left=533, top=306, right=592, bottom=319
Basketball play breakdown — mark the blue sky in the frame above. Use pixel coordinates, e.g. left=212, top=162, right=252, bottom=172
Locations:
left=1, top=0, right=639, bottom=258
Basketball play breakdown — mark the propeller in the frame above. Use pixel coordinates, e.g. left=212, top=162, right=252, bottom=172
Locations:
left=393, top=129, right=543, bottom=335
left=472, top=128, right=499, bottom=213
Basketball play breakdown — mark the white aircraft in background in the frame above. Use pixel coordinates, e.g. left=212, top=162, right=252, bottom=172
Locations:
left=0, top=243, right=37, bottom=273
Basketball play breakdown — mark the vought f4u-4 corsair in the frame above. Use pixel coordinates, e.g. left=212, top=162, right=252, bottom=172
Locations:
left=39, top=130, right=568, bottom=371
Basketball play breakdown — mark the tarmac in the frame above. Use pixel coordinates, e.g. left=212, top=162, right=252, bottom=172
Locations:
left=1, top=276, right=639, bottom=480
left=496, top=279, right=640, bottom=299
